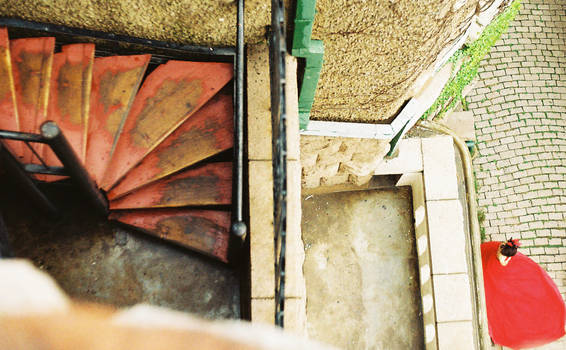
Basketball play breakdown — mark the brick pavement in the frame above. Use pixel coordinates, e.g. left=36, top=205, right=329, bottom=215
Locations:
left=466, top=0, right=566, bottom=302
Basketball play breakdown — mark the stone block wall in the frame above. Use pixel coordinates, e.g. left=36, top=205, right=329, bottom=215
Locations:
left=300, top=136, right=390, bottom=189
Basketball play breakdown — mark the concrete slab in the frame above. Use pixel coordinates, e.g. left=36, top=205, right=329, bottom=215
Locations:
left=302, top=188, right=424, bottom=349
left=284, top=298, right=307, bottom=335
left=247, top=44, right=272, bottom=161
left=433, top=274, right=473, bottom=322
left=251, top=298, right=274, bottom=325
left=375, top=138, right=423, bottom=175
left=286, top=160, right=306, bottom=299
left=248, top=161, right=275, bottom=298
left=398, top=172, right=438, bottom=349
left=437, top=321, right=475, bottom=350
left=441, top=111, right=476, bottom=141
left=422, top=136, right=459, bottom=201
left=427, top=200, right=468, bottom=274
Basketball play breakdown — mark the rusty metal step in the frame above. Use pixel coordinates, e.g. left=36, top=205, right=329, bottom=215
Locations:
left=107, top=93, right=233, bottom=200
left=0, top=27, right=21, bottom=159
left=10, top=36, right=54, bottom=164
left=109, top=208, right=231, bottom=262
left=109, top=162, right=232, bottom=210
left=85, top=54, right=150, bottom=184
left=42, top=43, right=94, bottom=167
left=100, top=60, right=233, bottom=191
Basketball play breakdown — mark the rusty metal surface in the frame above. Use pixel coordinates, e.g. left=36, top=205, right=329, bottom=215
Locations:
left=43, top=43, right=94, bottom=165
left=85, top=54, right=150, bottom=185
left=109, top=162, right=232, bottom=210
left=0, top=177, right=240, bottom=319
left=10, top=37, right=54, bottom=164
left=100, top=60, right=233, bottom=191
left=109, top=208, right=231, bottom=263
left=107, top=93, right=233, bottom=200
left=0, top=27, right=22, bottom=159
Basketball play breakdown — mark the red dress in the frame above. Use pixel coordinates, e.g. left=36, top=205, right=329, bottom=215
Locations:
left=481, top=241, right=566, bottom=348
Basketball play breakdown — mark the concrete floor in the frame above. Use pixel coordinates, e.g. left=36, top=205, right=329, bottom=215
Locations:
left=0, top=174, right=240, bottom=320
left=302, top=186, right=424, bottom=350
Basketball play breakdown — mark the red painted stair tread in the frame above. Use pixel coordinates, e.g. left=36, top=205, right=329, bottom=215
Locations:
left=100, top=60, right=233, bottom=190
left=42, top=43, right=94, bottom=167
left=0, top=27, right=22, bottom=159
left=107, top=93, right=233, bottom=200
left=85, top=54, right=150, bottom=184
left=109, top=162, right=232, bottom=209
left=109, top=209, right=231, bottom=262
left=10, top=37, right=54, bottom=164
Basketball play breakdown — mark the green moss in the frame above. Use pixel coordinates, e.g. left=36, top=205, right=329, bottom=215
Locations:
left=422, top=0, right=521, bottom=120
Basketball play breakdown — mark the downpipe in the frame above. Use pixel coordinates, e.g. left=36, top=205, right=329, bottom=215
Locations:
left=418, top=120, right=491, bottom=350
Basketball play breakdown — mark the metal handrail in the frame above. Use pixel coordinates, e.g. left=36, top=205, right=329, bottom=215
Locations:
left=0, top=122, right=108, bottom=217
left=270, top=0, right=288, bottom=328
left=231, top=0, right=247, bottom=242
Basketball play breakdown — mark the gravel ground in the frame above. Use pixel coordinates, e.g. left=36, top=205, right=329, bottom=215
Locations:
left=0, top=0, right=479, bottom=124
left=0, top=0, right=271, bottom=46
left=311, top=0, right=479, bottom=122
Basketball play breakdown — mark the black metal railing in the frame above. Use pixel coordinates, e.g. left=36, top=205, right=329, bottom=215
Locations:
left=269, top=0, right=287, bottom=327
left=231, top=0, right=247, bottom=241
left=0, top=122, right=108, bottom=217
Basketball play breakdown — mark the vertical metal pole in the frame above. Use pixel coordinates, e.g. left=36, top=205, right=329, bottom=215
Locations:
left=271, top=0, right=287, bottom=328
left=0, top=142, right=59, bottom=218
left=231, top=0, right=247, bottom=240
left=40, top=121, right=108, bottom=216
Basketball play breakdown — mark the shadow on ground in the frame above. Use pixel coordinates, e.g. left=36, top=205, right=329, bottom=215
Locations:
left=0, top=174, right=240, bottom=320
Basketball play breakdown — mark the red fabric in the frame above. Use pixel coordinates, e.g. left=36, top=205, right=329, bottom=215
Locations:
left=481, top=241, right=566, bottom=349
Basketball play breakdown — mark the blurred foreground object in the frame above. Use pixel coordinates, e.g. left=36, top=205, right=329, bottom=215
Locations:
left=0, top=259, right=335, bottom=350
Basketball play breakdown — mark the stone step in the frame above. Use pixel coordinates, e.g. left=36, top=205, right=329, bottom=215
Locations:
left=441, top=111, right=476, bottom=141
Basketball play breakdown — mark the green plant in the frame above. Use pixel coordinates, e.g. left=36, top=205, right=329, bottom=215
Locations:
left=421, top=0, right=521, bottom=120
left=477, top=209, right=486, bottom=224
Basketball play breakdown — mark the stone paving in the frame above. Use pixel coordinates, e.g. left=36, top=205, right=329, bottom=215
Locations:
left=466, top=0, right=566, bottom=345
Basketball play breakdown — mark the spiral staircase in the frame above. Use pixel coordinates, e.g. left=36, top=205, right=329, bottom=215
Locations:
left=0, top=27, right=237, bottom=263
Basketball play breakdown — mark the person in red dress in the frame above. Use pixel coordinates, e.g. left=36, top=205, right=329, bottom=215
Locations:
left=481, top=238, right=566, bottom=349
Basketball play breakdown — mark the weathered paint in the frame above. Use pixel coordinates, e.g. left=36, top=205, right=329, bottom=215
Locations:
left=106, top=93, right=233, bottom=199
left=10, top=37, right=54, bottom=163
left=109, top=209, right=231, bottom=263
left=100, top=60, right=233, bottom=190
left=109, top=162, right=232, bottom=209
left=43, top=43, right=94, bottom=167
left=85, top=54, right=150, bottom=184
left=0, top=28, right=22, bottom=159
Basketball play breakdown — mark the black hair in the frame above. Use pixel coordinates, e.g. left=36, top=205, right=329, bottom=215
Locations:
left=500, top=238, right=518, bottom=257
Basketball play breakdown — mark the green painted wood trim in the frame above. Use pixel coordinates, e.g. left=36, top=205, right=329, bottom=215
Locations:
left=291, top=0, right=324, bottom=130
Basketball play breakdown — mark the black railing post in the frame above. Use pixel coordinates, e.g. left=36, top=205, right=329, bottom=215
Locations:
left=270, top=0, right=287, bottom=328
left=40, top=121, right=108, bottom=216
left=231, top=0, right=247, bottom=241
left=0, top=142, right=59, bottom=218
